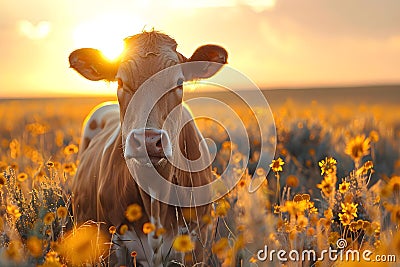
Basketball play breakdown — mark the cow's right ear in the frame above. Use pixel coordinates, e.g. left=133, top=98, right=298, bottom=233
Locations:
left=183, top=44, right=228, bottom=81
left=69, top=48, right=119, bottom=81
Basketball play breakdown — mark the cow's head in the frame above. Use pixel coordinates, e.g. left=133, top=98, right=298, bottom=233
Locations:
left=69, top=31, right=227, bottom=167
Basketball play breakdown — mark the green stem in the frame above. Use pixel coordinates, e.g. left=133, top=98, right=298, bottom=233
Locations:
left=276, top=173, right=280, bottom=205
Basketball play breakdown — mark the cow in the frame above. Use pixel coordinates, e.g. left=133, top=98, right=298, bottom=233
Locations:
left=69, top=31, right=228, bottom=267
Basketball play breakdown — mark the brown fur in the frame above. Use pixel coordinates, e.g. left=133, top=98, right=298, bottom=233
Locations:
left=71, top=31, right=227, bottom=266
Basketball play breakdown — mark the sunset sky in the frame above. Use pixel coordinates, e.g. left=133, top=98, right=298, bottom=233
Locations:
left=1, top=0, right=399, bottom=98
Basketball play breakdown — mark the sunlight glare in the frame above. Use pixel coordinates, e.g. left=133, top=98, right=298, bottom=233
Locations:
left=73, top=14, right=145, bottom=61
left=18, top=20, right=52, bottom=40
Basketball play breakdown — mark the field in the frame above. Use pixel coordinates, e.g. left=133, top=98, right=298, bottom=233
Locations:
left=0, top=85, right=399, bottom=266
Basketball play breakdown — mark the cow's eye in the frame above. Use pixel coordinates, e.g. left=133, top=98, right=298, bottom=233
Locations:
left=117, top=78, right=123, bottom=89
left=177, top=78, right=184, bottom=87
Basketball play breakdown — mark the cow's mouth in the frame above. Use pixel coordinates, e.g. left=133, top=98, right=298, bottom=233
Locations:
left=149, top=156, right=166, bottom=165
left=130, top=156, right=167, bottom=168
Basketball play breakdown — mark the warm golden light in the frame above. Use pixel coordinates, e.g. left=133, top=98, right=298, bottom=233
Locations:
left=73, top=14, right=145, bottom=60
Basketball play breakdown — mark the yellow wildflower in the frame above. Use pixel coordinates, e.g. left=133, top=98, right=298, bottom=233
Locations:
left=293, top=193, right=310, bottom=202
left=338, top=181, right=350, bottom=193
left=250, top=257, right=258, bottom=263
left=63, top=144, right=79, bottom=155
left=215, top=199, right=230, bottom=217
left=125, top=204, right=142, bottom=222
left=57, top=223, right=108, bottom=266
left=46, top=161, right=55, bottom=168
left=319, top=157, right=337, bottom=176
left=42, top=251, right=60, bottom=265
left=341, top=202, right=358, bottom=218
left=44, top=212, right=55, bottom=225
left=26, top=122, right=48, bottom=135
left=109, top=226, right=116, bottom=235
left=317, top=177, right=335, bottom=196
left=17, top=172, right=28, bottom=182
left=362, top=221, right=371, bottom=231
left=296, top=215, right=309, bottom=230
left=237, top=178, right=247, bottom=188
left=9, top=139, right=20, bottom=159
left=356, top=160, right=374, bottom=176
left=119, top=224, right=128, bottom=235
left=345, top=135, right=370, bottom=162
left=383, top=176, right=400, bottom=197
left=56, top=206, right=68, bottom=219
left=364, top=160, right=374, bottom=170
left=371, top=221, right=380, bottom=233
left=172, top=235, right=194, bottom=252
left=286, top=175, right=299, bottom=188
left=280, top=201, right=297, bottom=215
left=255, top=167, right=266, bottom=177
left=142, top=222, right=156, bottom=234
left=355, top=220, right=364, bottom=230
left=338, top=213, right=352, bottom=226
left=270, top=158, right=284, bottom=172
left=62, top=162, right=77, bottom=175
left=273, top=204, right=281, bottom=214
left=156, top=227, right=166, bottom=236
left=7, top=205, right=21, bottom=218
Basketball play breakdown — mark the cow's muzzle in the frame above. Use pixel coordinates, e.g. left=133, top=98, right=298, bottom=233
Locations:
left=124, top=128, right=172, bottom=165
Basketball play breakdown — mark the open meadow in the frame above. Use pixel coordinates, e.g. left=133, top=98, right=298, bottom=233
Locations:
left=0, top=85, right=399, bottom=266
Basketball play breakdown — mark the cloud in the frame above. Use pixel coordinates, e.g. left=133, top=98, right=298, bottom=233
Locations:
left=18, top=20, right=52, bottom=40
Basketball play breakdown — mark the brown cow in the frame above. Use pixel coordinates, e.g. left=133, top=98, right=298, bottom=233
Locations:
left=69, top=31, right=227, bottom=266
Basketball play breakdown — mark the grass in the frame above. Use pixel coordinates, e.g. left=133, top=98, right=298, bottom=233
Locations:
left=0, top=95, right=399, bottom=266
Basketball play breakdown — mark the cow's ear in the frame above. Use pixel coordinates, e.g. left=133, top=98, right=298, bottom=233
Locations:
left=184, top=45, right=228, bottom=80
left=69, top=48, right=119, bottom=81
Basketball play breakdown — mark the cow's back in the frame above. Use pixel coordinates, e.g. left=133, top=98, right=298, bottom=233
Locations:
left=72, top=102, right=120, bottom=223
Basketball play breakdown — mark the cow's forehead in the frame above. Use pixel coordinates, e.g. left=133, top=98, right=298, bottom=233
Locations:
left=117, top=55, right=180, bottom=90
left=124, top=31, right=177, bottom=52
left=122, top=31, right=178, bottom=63
left=117, top=32, right=182, bottom=90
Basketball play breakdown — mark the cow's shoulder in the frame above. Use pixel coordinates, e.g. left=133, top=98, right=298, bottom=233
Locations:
left=80, top=101, right=120, bottom=152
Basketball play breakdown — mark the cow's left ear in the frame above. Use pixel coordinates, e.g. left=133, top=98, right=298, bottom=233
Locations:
left=184, top=45, right=228, bottom=80
left=69, top=48, right=119, bottom=81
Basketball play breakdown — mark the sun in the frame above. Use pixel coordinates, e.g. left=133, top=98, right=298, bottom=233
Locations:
left=73, top=14, right=145, bottom=61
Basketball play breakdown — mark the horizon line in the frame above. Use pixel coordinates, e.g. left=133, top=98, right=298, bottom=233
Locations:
left=1, top=82, right=399, bottom=100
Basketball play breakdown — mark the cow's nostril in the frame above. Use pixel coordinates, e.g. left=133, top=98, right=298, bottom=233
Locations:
left=156, top=139, right=162, bottom=149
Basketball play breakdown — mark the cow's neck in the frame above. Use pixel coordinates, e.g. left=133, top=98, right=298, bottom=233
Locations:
left=98, top=128, right=176, bottom=228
